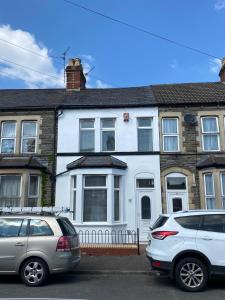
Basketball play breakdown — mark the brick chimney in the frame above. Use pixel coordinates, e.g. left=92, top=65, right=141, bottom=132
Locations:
left=66, top=58, right=86, bottom=90
left=219, top=58, right=225, bottom=83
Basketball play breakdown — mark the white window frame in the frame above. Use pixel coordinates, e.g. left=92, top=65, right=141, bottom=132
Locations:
left=201, top=117, right=220, bottom=152
left=101, top=118, right=116, bottom=152
left=136, top=178, right=155, bottom=189
left=204, top=173, right=216, bottom=209
left=162, top=118, right=179, bottom=152
left=79, top=119, right=95, bottom=152
left=0, top=174, right=22, bottom=206
left=0, top=121, right=17, bottom=154
left=220, top=172, right=225, bottom=209
left=83, top=175, right=107, bottom=223
left=114, top=176, right=120, bottom=222
left=137, top=117, right=153, bottom=152
left=28, top=175, right=40, bottom=206
left=21, top=121, right=38, bottom=154
left=72, top=176, right=77, bottom=220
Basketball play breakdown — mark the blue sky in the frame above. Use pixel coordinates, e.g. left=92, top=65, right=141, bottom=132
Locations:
left=0, top=0, right=225, bottom=89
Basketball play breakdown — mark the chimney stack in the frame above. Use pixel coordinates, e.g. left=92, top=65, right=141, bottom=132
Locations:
left=66, top=58, right=86, bottom=90
left=219, top=58, right=225, bottom=83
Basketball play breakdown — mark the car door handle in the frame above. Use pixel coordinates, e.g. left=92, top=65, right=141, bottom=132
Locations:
left=202, top=237, right=212, bottom=241
left=15, top=242, right=25, bottom=246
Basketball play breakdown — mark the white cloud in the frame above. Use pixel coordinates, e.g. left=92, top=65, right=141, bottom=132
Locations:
left=0, top=24, right=64, bottom=88
left=96, top=80, right=112, bottom=89
left=170, top=59, right=179, bottom=70
left=80, top=54, right=95, bottom=62
left=209, top=58, right=222, bottom=73
left=214, top=0, right=225, bottom=10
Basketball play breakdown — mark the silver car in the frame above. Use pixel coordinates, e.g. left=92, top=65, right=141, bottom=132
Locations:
left=0, top=213, right=81, bottom=286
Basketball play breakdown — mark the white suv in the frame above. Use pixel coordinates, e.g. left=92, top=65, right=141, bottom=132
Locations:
left=146, top=210, right=225, bottom=292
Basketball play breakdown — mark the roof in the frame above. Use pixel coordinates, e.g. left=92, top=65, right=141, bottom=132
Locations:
left=152, top=82, right=225, bottom=106
left=0, top=86, right=155, bottom=109
left=197, top=155, right=225, bottom=169
left=0, top=156, right=46, bottom=170
left=67, top=155, right=127, bottom=170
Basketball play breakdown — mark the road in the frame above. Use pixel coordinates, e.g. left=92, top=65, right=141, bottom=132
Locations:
left=1, top=273, right=225, bottom=300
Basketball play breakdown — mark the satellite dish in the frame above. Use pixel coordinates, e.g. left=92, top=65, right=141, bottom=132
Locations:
left=184, top=113, right=197, bottom=125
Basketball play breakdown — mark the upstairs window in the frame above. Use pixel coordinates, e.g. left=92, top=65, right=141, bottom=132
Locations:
left=137, top=117, right=153, bottom=151
left=21, top=121, right=37, bottom=153
left=80, top=119, right=95, bottom=152
left=201, top=117, right=219, bottom=151
left=0, top=121, right=16, bottom=154
left=101, top=118, right=116, bottom=151
left=204, top=173, right=215, bottom=209
left=162, top=118, right=179, bottom=152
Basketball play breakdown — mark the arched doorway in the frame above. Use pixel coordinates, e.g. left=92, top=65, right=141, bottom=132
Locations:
left=166, top=173, right=188, bottom=213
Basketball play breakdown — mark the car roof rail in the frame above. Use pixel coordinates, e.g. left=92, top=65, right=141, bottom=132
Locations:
left=0, top=207, right=72, bottom=216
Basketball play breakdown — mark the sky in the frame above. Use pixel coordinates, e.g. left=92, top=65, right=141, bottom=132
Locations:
left=0, top=0, right=225, bottom=89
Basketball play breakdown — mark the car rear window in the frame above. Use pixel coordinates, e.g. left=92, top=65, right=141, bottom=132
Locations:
left=57, top=218, right=77, bottom=236
left=151, top=216, right=169, bottom=230
left=175, top=215, right=202, bottom=230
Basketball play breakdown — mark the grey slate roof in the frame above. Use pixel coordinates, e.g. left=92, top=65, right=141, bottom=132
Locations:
left=67, top=156, right=127, bottom=170
left=152, top=82, right=225, bottom=105
left=0, top=86, right=155, bottom=109
left=0, top=156, right=46, bottom=169
left=197, top=155, right=225, bottom=169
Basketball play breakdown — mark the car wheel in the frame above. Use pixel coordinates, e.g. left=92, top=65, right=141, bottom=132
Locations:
left=174, top=257, right=208, bottom=292
left=20, top=258, right=49, bottom=287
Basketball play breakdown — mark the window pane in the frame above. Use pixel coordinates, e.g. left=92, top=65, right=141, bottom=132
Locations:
left=164, top=136, right=178, bottom=151
left=205, top=174, right=214, bottom=195
left=221, top=173, right=225, bottom=195
left=203, top=135, right=219, bottom=151
left=175, top=216, right=201, bottom=230
left=29, top=176, right=39, bottom=196
left=2, top=122, right=16, bottom=137
left=23, top=122, right=37, bottom=137
left=141, top=196, right=151, bottom=219
left=167, top=177, right=186, bottom=190
left=137, top=179, right=154, bottom=188
left=80, top=130, right=94, bottom=152
left=114, top=190, right=120, bottom=221
left=138, top=129, right=153, bottom=151
left=73, top=191, right=76, bottom=220
left=0, top=175, right=21, bottom=198
left=83, top=190, right=107, bottom=222
left=172, top=198, right=182, bottom=212
left=80, top=119, right=94, bottom=129
left=30, top=219, right=53, bottom=236
left=138, top=117, right=152, bottom=127
left=201, top=215, right=225, bottom=233
left=206, top=197, right=215, bottom=209
left=102, top=131, right=115, bottom=151
left=57, top=218, right=77, bottom=236
left=202, top=118, right=218, bottom=132
left=19, top=219, right=28, bottom=237
left=73, top=176, right=77, bottom=188
left=101, top=119, right=115, bottom=128
left=22, top=138, right=36, bottom=153
left=152, top=216, right=168, bottom=230
left=0, top=218, right=23, bottom=237
left=114, top=176, right=120, bottom=188
left=85, top=176, right=106, bottom=187
left=163, top=119, right=177, bottom=134
left=1, top=139, right=15, bottom=153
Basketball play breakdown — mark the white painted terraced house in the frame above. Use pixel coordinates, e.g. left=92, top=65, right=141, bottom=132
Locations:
left=55, top=58, right=161, bottom=241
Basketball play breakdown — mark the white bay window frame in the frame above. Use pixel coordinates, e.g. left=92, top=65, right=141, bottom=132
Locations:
left=204, top=173, right=216, bottom=209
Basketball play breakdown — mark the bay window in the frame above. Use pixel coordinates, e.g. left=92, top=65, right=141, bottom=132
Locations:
left=72, top=176, right=77, bottom=220
left=1, top=121, right=16, bottom=154
left=28, top=175, right=39, bottom=207
left=162, top=118, right=179, bottom=152
left=21, top=121, right=38, bottom=153
left=201, top=117, right=220, bottom=151
left=101, top=118, right=116, bottom=151
left=221, top=173, right=225, bottom=209
left=137, top=117, right=153, bottom=151
left=0, top=175, right=21, bottom=207
left=80, top=119, right=95, bottom=152
left=83, top=175, right=107, bottom=222
left=114, top=176, right=120, bottom=221
left=204, top=173, right=215, bottom=209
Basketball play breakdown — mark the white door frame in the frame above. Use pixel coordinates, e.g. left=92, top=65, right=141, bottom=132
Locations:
left=137, top=189, right=152, bottom=241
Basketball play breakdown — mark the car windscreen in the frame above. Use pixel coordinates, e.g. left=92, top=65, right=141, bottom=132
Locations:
left=57, top=217, right=77, bottom=236
left=151, top=216, right=169, bottom=230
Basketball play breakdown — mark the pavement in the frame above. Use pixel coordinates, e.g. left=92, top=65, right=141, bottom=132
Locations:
left=75, top=253, right=151, bottom=275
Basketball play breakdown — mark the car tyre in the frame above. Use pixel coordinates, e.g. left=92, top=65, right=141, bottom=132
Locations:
left=20, top=258, right=49, bottom=287
left=174, top=257, right=208, bottom=292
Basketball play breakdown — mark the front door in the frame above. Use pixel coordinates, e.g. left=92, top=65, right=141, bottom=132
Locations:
left=137, top=191, right=152, bottom=241
left=167, top=192, right=188, bottom=213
